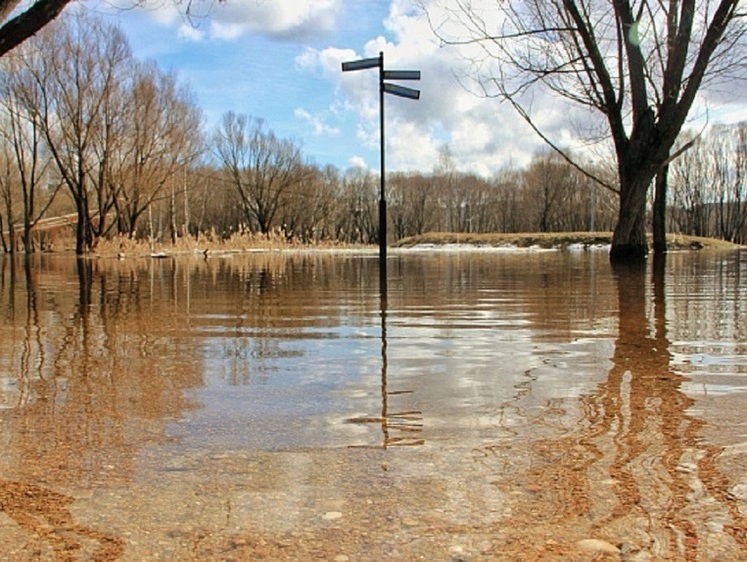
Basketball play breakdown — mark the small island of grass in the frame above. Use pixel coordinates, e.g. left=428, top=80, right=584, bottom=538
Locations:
left=392, top=232, right=744, bottom=252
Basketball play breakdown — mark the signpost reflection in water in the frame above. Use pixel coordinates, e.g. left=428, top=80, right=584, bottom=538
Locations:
left=0, top=250, right=746, bottom=559
left=345, top=263, right=425, bottom=448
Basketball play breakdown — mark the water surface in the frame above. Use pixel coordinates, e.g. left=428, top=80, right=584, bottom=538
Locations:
left=1, top=249, right=746, bottom=560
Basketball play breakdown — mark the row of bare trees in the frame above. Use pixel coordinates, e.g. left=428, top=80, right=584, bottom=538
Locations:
left=0, top=10, right=746, bottom=254
left=0, top=11, right=619, bottom=254
left=669, top=123, right=747, bottom=244
left=132, top=121, right=747, bottom=248
left=0, top=12, right=202, bottom=253
left=163, top=148, right=621, bottom=246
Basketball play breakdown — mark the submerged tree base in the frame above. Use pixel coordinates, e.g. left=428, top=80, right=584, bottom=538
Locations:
left=609, top=242, right=649, bottom=263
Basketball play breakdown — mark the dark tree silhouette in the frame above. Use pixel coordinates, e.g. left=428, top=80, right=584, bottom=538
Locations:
left=425, top=0, right=747, bottom=261
left=0, top=0, right=71, bottom=57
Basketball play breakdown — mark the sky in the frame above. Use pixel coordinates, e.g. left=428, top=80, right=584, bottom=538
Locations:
left=86, top=0, right=747, bottom=178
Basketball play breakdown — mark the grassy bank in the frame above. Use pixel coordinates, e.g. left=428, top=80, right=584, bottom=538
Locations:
left=393, top=232, right=744, bottom=251
left=28, top=230, right=743, bottom=259
left=87, top=231, right=359, bottom=258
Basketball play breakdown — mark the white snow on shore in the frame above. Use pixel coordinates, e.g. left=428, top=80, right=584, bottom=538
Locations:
left=392, top=243, right=611, bottom=253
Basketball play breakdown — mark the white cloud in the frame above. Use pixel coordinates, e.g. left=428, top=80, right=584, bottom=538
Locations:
left=294, top=108, right=340, bottom=136
left=114, top=0, right=343, bottom=42
left=385, top=120, right=441, bottom=173
left=347, top=155, right=370, bottom=170
left=177, top=22, right=204, bottom=42
left=316, top=0, right=548, bottom=177
left=206, top=0, right=342, bottom=41
left=296, top=47, right=356, bottom=80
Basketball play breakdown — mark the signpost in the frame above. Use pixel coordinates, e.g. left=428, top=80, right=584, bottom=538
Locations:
left=341, top=52, right=420, bottom=288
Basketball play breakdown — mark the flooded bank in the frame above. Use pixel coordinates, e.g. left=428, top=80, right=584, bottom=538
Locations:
left=0, top=249, right=746, bottom=560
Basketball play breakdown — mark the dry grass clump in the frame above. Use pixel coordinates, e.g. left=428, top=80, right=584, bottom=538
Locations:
left=393, top=231, right=612, bottom=249
left=91, top=228, right=358, bottom=258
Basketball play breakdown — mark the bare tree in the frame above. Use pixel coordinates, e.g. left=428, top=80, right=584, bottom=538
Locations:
left=108, top=61, right=203, bottom=239
left=213, top=112, right=310, bottom=235
left=670, top=123, right=747, bottom=243
left=189, top=167, right=241, bottom=237
left=339, top=168, right=378, bottom=244
left=492, top=166, right=524, bottom=233
left=521, top=149, right=606, bottom=232
left=523, top=151, right=570, bottom=232
left=0, top=0, right=71, bottom=58
left=389, top=172, right=438, bottom=239
left=14, top=13, right=133, bottom=253
left=713, top=123, right=747, bottom=243
left=426, top=0, right=746, bottom=260
left=277, top=164, right=340, bottom=241
left=670, top=131, right=715, bottom=237
left=449, top=174, right=496, bottom=233
left=0, top=56, right=61, bottom=252
left=431, top=144, right=462, bottom=232
left=0, top=138, right=18, bottom=251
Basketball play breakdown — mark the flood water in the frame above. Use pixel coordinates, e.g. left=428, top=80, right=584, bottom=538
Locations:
left=1, top=248, right=746, bottom=560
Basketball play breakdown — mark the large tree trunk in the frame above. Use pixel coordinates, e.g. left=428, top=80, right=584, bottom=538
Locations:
left=610, top=172, right=650, bottom=262
left=0, top=0, right=72, bottom=57
left=22, top=213, right=33, bottom=253
left=652, top=164, right=669, bottom=254
left=75, top=206, right=87, bottom=255
left=74, top=196, right=93, bottom=255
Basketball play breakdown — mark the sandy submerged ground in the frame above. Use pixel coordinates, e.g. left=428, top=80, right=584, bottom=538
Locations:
left=4, top=386, right=747, bottom=561
left=4, top=435, right=746, bottom=561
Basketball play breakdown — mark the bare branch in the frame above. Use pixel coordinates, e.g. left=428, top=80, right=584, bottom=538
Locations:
left=0, top=0, right=72, bottom=57
left=504, top=92, right=618, bottom=194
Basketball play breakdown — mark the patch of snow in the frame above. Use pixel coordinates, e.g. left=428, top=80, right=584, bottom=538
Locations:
left=566, top=243, right=611, bottom=252
left=394, top=243, right=557, bottom=253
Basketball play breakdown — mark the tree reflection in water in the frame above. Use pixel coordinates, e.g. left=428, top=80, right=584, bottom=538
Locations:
left=598, top=257, right=702, bottom=553
left=1, top=252, right=746, bottom=559
left=497, top=255, right=747, bottom=557
left=0, top=256, right=202, bottom=558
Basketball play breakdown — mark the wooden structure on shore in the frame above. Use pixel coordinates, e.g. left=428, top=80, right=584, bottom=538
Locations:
left=1, top=213, right=78, bottom=252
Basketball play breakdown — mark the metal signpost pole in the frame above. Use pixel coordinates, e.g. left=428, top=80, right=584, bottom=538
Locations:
left=341, top=53, right=420, bottom=291
left=378, top=52, right=387, bottom=280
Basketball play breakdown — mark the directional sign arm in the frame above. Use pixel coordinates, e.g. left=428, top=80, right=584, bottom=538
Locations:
left=342, top=57, right=381, bottom=72
left=383, top=70, right=420, bottom=81
left=383, top=82, right=420, bottom=100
